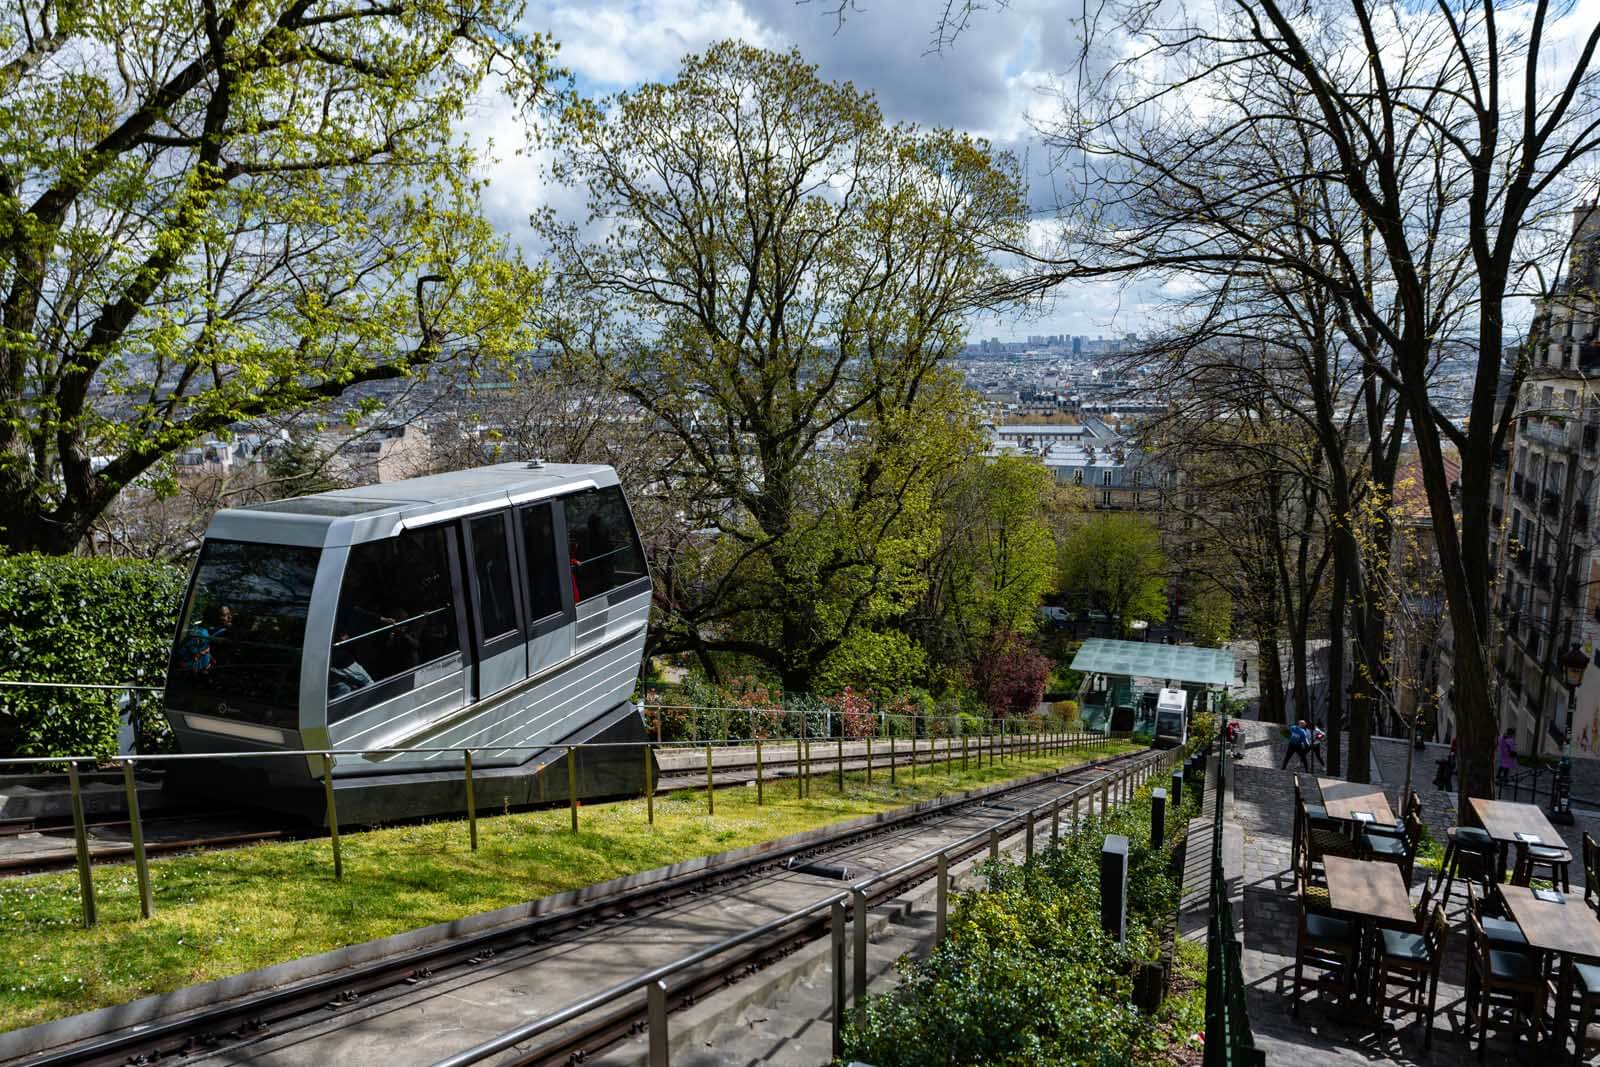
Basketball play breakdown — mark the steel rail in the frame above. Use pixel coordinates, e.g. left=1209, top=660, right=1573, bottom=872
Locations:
left=13, top=748, right=1153, bottom=1067
left=431, top=745, right=1181, bottom=1067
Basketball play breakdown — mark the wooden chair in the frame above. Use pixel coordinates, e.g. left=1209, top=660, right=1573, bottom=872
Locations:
left=1571, top=960, right=1600, bottom=1065
left=1292, top=895, right=1359, bottom=1016
left=1292, top=777, right=1335, bottom=864
left=1513, top=842, right=1574, bottom=892
left=1439, top=826, right=1497, bottom=913
left=1465, top=913, right=1549, bottom=1061
left=1583, top=832, right=1599, bottom=909
left=1298, top=802, right=1361, bottom=877
left=1365, top=809, right=1425, bottom=884
left=1466, top=884, right=1530, bottom=951
left=1374, top=903, right=1449, bottom=1049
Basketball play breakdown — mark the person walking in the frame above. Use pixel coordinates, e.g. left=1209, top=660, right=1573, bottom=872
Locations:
left=1310, top=721, right=1327, bottom=768
left=1280, top=719, right=1311, bottom=771
left=1497, top=728, right=1517, bottom=788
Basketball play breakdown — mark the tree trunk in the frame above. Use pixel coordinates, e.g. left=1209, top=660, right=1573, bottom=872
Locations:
left=1345, top=598, right=1380, bottom=783
left=1290, top=630, right=1310, bottom=727
left=1258, top=638, right=1286, bottom=723
left=1327, top=551, right=1347, bottom=777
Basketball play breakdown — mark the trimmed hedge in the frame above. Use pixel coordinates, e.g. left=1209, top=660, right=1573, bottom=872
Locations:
left=841, top=780, right=1199, bottom=1066
left=0, top=555, right=186, bottom=760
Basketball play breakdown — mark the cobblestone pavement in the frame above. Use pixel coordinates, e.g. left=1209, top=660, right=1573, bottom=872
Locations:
left=1228, top=721, right=1580, bottom=1065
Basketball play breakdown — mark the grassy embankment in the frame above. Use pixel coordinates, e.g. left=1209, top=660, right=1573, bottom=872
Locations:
left=0, top=741, right=1140, bottom=1032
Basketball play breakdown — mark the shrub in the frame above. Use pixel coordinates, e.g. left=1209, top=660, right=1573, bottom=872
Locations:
left=0, top=555, right=186, bottom=759
left=843, top=783, right=1199, bottom=1067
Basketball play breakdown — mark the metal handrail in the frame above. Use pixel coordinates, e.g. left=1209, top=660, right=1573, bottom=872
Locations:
left=1203, top=723, right=1263, bottom=1067
left=432, top=743, right=1181, bottom=1067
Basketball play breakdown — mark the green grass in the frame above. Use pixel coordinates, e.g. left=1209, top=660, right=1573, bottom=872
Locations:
left=0, top=741, right=1139, bottom=1033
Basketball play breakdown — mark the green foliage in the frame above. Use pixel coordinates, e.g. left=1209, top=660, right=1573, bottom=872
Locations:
left=264, top=439, right=344, bottom=499
left=0, top=0, right=557, bottom=553
left=1059, top=514, right=1169, bottom=637
left=1186, top=587, right=1233, bottom=647
left=1186, top=713, right=1217, bottom=756
left=816, top=629, right=929, bottom=696
left=843, top=783, right=1198, bottom=1066
left=0, top=555, right=185, bottom=758
left=541, top=41, right=1024, bottom=692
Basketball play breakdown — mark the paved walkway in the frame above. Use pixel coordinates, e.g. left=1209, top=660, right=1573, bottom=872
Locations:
left=1226, top=719, right=1597, bottom=1065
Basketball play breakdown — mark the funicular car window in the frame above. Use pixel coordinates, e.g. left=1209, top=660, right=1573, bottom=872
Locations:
left=168, top=539, right=319, bottom=729
left=328, top=527, right=460, bottom=714
left=520, top=503, right=564, bottom=624
left=470, top=513, right=519, bottom=640
left=563, top=487, right=646, bottom=602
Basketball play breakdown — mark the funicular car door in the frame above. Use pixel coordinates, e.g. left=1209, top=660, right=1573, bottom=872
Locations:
left=515, top=500, right=575, bottom=677
left=462, top=509, right=528, bottom=700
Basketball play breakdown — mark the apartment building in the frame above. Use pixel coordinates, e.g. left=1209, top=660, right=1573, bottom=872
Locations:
left=1489, top=206, right=1600, bottom=761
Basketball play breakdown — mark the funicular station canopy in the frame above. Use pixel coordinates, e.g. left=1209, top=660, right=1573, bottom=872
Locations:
left=1068, top=638, right=1238, bottom=734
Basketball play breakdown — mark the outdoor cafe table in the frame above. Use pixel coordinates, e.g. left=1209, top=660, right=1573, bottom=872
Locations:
left=1500, top=884, right=1600, bottom=1047
left=1324, top=855, right=1415, bottom=1009
left=1318, top=778, right=1397, bottom=829
left=1469, top=798, right=1565, bottom=881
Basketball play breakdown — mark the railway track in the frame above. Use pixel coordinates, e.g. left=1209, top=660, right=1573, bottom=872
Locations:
left=0, top=737, right=1048, bottom=875
left=12, top=744, right=1159, bottom=1067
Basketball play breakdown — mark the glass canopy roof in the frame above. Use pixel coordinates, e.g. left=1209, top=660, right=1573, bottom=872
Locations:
left=1068, top=638, right=1238, bottom=688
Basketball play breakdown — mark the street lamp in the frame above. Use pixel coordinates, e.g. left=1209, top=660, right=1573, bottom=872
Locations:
left=1550, top=642, right=1590, bottom=824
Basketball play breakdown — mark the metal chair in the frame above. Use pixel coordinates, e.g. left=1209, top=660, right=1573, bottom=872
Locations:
left=1466, top=913, right=1549, bottom=1061
left=1374, top=903, right=1449, bottom=1050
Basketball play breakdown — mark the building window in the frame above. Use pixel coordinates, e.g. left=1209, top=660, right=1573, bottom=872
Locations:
left=1101, top=469, right=1112, bottom=486
left=1102, top=489, right=1112, bottom=507
left=1073, top=469, right=1083, bottom=485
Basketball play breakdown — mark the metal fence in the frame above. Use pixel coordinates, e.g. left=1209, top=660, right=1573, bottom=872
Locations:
left=0, top=725, right=1119, bottom=930
left=1203, top=724, right=1264, bottom=1067
left=429, top=743, right=1188, bottom=1067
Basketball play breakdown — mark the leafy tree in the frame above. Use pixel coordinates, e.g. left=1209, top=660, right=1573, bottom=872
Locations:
left=540, top=42, right=1024, bottom=692
left=973, top=634, right=1051, bottom=719
left=0, top=0, right=556, bottom=554
left=265, top=438, right=343, bottom=500
left=1185, top=586, right=1233, bottom=649
left=1059, top=514, right=1168, bottom=637
left=915, top=453, right=1063, bottom=671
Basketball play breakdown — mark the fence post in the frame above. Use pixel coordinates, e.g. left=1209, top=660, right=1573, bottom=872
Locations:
left=66, top=762, right=96, bottom=928
left=890, top=731, right=897, bottom=786
left=1151, top=788, right=1167, bottom=849
left=1051, top=796, right=1061, bottom=847
left=853, top=887, right=869, bottom=1008
left=910, top=720, right=917, bottom=781
left=121, top=760, right=152, bottom=920
left=648, top=978, right=670, bottom=1067
left=832, top=899, right=847, bottom=1061
left=989, top=826, right=1001, bottom=862
left=936, top=851, right=949, bottom=943
left=962, top=732, right=969, bottom=772
left=568, top=746, right=579, bottom=833
left=705, top=744, right=715, bottom=816
left=800, top=711, right=808, bottom=799
left=756, top=739, right=764, bottom=806
left=646, top=745, right=656, bottom=825
left=1025, top=811, right=1035, bottom=860
left=464, top=749, right=478, bottom=851
left=322, top=753, right=343, bottom=880
left=865, top=735, right=873, bottom=786
left=837, top=736, right=845, bottom=791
